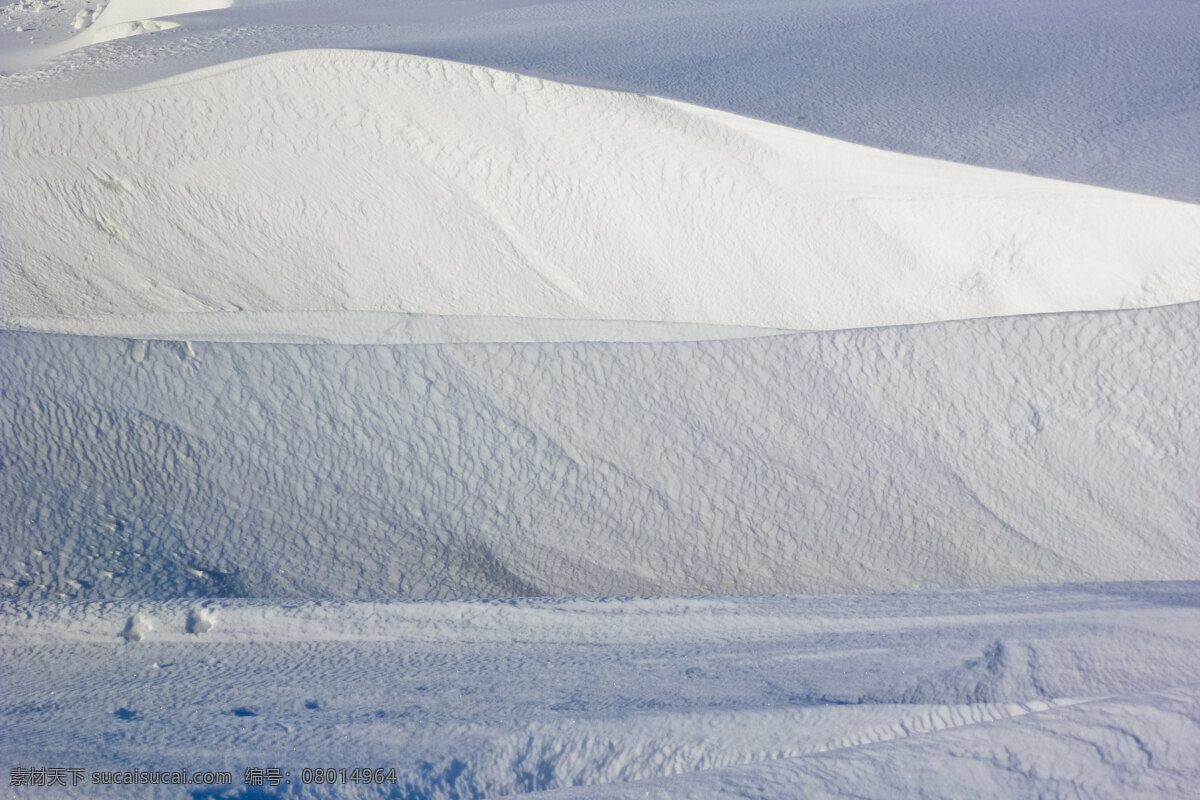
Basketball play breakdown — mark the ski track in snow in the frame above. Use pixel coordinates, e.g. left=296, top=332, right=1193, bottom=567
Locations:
left=2, top=302, right=1197, bottom=602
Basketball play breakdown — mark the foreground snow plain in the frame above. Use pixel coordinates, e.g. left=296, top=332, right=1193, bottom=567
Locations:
left=4, top=584, right=1200, bottom=799
left=2, top=0, right=1199, bottom=797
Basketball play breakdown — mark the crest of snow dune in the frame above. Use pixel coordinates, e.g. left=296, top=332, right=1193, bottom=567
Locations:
left=1, top=49, right=1196, bottom=340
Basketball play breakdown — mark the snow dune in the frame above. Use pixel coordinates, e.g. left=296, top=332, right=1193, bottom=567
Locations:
left=3, top=302, right=1196, bottom=601
left=2, top=49, right=1197, bottom=341
left=4, top=1, right=1197, bottom=204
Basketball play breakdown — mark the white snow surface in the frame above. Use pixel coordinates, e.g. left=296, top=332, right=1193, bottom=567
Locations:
left=2, top=0, right=1198, bottom=202
left=3, top=303, right=1197, bottom=602
left=2, top=49, right=1198, bottom=340
left=3, top=583, right=1199, bottom=798
left=3, top=2, right=1199, bottom=794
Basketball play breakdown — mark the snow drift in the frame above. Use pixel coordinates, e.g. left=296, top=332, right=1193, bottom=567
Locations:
left=77, top=0, right=232, bottom=46
left=2, top=49, right=1197, bottom=341
left=0, top=0, right=232, bottom=74
left=3, top=302, right=1196, bottom=601
left=4, top=1, right=1198, bottom=204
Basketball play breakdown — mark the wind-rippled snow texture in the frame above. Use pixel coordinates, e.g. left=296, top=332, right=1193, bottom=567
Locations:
left=2, top=50, right=1197, bottom=338
left=2, top=303, right=1196, bottom=601
left=3, top=584, right=1199, bottom=799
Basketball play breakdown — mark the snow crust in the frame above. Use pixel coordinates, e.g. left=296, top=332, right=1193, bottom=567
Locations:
left=3, top=50, right=1198, bottom=339
left=3, top=583, right=1199, bottom=798
left=3, top=303, right=1196, bottom=602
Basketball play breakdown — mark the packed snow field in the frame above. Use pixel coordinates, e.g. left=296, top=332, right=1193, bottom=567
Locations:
left=2, top=0, right=1199, bottom=797
left=4, top=584, right=1200, bottom=799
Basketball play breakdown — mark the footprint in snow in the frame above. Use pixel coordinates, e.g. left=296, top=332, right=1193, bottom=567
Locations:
left=187, top=606, right=216, bottom=634
left=121, top=612, right=153, bottom=642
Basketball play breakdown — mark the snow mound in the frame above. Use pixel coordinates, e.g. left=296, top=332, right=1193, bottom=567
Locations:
left=2, top=303, right=1196, bottom=601
left=1, top=49, right=1197, bottom=340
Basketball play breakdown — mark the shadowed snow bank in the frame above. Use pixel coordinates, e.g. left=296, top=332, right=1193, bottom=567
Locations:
left=2, top=303, right=1196, bottom=600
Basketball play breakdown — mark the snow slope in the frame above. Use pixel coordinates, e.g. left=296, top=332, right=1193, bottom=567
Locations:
left=2, top=0, right=1198, bottom=203
left=3, top=302, right=1196, bottom=602
left=2, top=50, right=1198, bottom=340
left=3, top=583, right=1199, bottom=798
